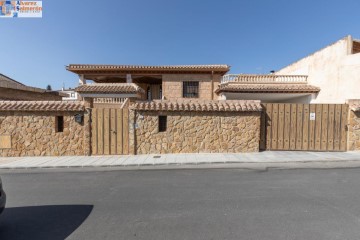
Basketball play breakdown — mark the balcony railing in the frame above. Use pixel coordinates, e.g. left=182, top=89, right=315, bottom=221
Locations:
left=221, top=74, right=308, bottom=84
left=93, top=98, right=126, bottom=104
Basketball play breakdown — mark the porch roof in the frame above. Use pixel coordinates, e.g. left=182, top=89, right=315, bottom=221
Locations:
left=66, top=64, right=230, bottom=75
left=130, top=100, right=262, bottom=112
left=75, top=83, right=145, bottom=94
left=215, top=83, right=320, bottom=94
left=0, top=101, right=85, bottom=112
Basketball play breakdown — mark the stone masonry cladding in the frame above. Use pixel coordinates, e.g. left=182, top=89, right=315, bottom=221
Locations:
left=348, top=110, right=360, bottom=151
left=132, top=111, right=261, bottom=154
left=0, top=111, right=89, bottom=157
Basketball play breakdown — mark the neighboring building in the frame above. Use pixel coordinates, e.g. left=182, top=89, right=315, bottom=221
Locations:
left=275, top=35, right=360, bottom=103
left=218, top=35, right=360, bottom=103
left=0, top=73, right=65, bottom=101
left=59, top=88, right=79, bottom=101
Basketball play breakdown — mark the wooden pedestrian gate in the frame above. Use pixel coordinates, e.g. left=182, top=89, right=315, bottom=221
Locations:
left=260, top=104, right=349, bottom=151
left=91, top=108, right=129, bottom=155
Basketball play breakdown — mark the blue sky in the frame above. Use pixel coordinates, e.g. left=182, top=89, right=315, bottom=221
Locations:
left=1, top=0, right=359, bottom=90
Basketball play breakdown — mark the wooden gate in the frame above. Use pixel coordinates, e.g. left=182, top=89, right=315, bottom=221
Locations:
left=91, top=108, right=129, bottom=155
left=260, top=104, right=348, bottom=151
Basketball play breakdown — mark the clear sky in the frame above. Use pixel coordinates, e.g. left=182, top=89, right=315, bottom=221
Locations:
left=1, top=0, right=360, bottom=90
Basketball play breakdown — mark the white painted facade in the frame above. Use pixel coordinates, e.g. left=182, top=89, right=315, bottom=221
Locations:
left=276, top=35, right=360, bottom=103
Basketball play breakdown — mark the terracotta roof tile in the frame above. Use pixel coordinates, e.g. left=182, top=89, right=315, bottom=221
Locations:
left=216, top=83, right=320, bottom=93
left=348, top=99, right=360, bottom=112
left=68, top=64, right=230, bottom=71
left=131, top=100, right=262, bottom=112
left=75, top=83, right=145, bottom=94
left=0, top=101, right=85, bottom=112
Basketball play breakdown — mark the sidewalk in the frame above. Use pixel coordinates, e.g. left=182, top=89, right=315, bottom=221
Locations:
left=0, top=151, right=360, bottom=170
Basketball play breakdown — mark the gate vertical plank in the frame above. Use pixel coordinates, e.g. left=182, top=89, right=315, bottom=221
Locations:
left=327, top=105, right=335, bottom=151
left=296, top=104, right=303, bottom=150
left=314, top=104, right=322, bottom=151
left=271, top=104, right=278, bottom=150
left=260, top=104, right=267, bottom=150
left=290, top=104, right=297, bottom=150
left=340, top=104, right=349, bottom=151
left=123, top=108, right=129, bottom=155
left=110, top=108, right=117, bottom=155
left=116, top=109, right=123, bottom=155
left=308, top=105, right=316, bottom=150
left=302, top=105, right=310, bottom=150
left=283, top=104, right=291, bottom=150
left=320, top=104, right=329, bottom=151
left=92, top=108, right=98, bottom=155
left=266, top=104, right=272, bottom=150
left=103, top=108, right=110, bottom=155
left=97, top=108, right=104, bottom=155
left=334, top=104, right=342, bottom=151
left=277, top=104, right=285, bottom=150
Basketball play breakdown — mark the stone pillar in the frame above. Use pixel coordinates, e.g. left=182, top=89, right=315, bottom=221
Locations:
left=79, top=74, right=86, bottom=85
left=128, top=109, right=136, bottom=155
left=347, top=99, right=360, bottom=151
left=126, top=74, right=132, bottom=83
left=83, top=98, right=93, bottom=156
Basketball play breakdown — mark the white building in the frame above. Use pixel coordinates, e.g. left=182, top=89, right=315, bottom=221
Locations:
left=218, top=35, right=360, bottom=103
left=59, top=88, right=79, bottom=101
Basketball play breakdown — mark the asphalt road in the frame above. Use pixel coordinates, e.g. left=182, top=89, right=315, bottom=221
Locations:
left=1, top=167, right=360, bottom=240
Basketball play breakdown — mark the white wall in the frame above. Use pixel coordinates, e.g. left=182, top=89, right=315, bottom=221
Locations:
left=276, top=36, right=360, bottom=103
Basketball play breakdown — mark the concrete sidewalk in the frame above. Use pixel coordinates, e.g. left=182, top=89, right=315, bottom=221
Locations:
left=0, top=151, right=360, bottom=170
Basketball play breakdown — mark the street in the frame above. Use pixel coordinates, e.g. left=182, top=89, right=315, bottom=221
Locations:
left=1, top=167, right=360, bottom=240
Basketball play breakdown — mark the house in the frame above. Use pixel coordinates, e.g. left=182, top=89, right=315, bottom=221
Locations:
left=218, top=35, right=360, bottom=104
left=65, top=65, right=262, bottom=154
left=0, top=73, right=66, bottom=101
left=275, top=35, right=360, bottom=103
left=59, top=87, right=79, bottom=101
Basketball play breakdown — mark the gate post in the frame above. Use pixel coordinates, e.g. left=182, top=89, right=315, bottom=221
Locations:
left=83, top=98, right=93, bottom=156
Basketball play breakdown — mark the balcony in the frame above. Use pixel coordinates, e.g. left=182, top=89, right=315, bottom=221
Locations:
left=221, top=74, right=308, bottom=84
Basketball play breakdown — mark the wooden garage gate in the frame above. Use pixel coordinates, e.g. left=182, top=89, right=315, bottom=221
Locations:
left=91, top=108, right=129, bottom=155
left=260, top=104, right=349, bottom=151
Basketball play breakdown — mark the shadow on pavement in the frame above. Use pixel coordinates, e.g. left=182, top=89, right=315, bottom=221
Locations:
left=0, top=205, right=93, bottom=240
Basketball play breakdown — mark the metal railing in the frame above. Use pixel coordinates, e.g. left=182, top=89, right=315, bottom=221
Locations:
left=221, top=74, right=308, bottom=84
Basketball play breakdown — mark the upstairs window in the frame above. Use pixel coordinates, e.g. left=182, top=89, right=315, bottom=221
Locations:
left=158, top=116, right=167, bottom=132
left=183, top=81, right=199, bottom=98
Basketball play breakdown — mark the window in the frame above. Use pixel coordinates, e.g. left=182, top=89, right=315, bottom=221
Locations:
left=183, top=81, right=199, bottom=98
left=55, top=116, right=64, bottom=132
left=158, top=116, right=167, bottom=132
left=147, top=86, right=152, bottom=101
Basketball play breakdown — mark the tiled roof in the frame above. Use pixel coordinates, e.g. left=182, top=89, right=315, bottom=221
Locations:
left=67, top=64, right=230, bottom=75
left=349, top=100, right=360, bottom=112
left=131, top=100, right=262, bottom=112
left=75, top=83, right=145, bottom=94
left=0, top=101, right=85, bottom=112
left=216, top=83, right=320, bottom=93
left=68, top=64, right=230, bottom=71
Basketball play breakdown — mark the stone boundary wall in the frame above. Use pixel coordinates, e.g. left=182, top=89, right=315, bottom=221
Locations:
left=0, top=111, right=90, bottom=157
left=348, top=110, right=360, bottom=151
left=130, top=111, right=261, bottom=154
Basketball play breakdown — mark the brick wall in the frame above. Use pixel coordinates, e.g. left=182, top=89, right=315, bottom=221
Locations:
left=0, top=111, right=90, bottom=157
left=131, top=111, right=261, bottom=154
left=162, top=74, right=222, bottom=100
